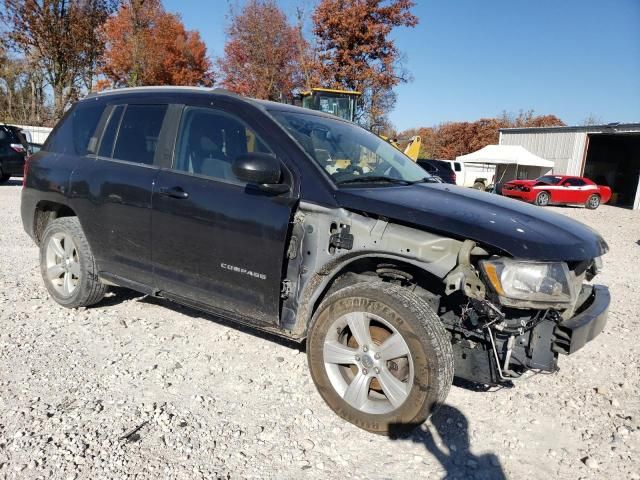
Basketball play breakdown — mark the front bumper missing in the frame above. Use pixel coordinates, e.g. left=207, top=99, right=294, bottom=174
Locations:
left=553, top=285, right=610, bottom=355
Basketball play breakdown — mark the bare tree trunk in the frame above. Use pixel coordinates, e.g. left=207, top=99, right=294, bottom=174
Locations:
left=30, top=79, right=37, bottom=124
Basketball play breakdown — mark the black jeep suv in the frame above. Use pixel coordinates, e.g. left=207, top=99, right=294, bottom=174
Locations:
left=416, top=158, right=456, bottom=184
left=0, top=124, right=29, bottom=183
left=22, top=87, right=610, bottom=434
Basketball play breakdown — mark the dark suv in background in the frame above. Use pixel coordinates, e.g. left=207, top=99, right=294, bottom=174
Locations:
left=416, top=158, right=456, bottom=184
left=21, top=87, right=610, bottom=435
left=0, top=124, right=29, bottom=183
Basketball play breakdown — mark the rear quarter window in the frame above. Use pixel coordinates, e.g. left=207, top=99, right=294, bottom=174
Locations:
left=45, top=101, right=107, bottom=156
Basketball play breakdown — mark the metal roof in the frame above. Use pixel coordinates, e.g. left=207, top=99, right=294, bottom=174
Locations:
left=500, top=122, right=640, bottom=134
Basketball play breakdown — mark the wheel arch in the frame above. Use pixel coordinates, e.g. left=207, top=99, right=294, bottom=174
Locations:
left=292, top=253, right=446, bottom=339
left=33, top=200, right=77, bottom=245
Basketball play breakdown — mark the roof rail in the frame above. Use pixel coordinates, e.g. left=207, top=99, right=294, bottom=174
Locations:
left=85, top=85, right=224, bottom=98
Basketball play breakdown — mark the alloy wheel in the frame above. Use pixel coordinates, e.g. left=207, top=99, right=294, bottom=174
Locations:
left=537, top=192, right=550, bottom=206
left=45, top=232, right=80, bottom=297
left=322, top=311, right=414, bottom=414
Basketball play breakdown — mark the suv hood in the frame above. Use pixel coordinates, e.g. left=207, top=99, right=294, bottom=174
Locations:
left=335, top=183, right=608, bottom=262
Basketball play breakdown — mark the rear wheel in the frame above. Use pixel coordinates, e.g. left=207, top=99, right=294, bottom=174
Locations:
left=40, top=217, right=107, bottom=308
left=0, top=169, right=10, bottom=184
left=535, top=191, right=550, bottom=206
left=586, top=194, right=600, bottom=210
left=307, top=282, right=453, bottom=435
left=472, top=181, right=485, bottom=190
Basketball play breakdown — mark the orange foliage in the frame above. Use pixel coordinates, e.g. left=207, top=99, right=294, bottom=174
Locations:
left=312, top=0, right=418, bottom=127
left=217, top=0, right=306, bottom=101
left=99, top=0, right=212, bottom=88
left=403, top=112, right=565, bottom=159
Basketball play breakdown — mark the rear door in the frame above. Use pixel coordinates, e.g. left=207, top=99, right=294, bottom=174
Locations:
left=151, top=103, right=298, bottom=325
left=72, top=103, right=173, bottom=288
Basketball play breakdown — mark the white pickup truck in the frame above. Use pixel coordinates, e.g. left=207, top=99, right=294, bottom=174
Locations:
left=443, top=160, right=496, bottom=189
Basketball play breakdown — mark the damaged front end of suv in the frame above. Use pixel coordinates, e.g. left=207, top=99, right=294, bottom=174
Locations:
left=441, top=240, right=609, bottom=385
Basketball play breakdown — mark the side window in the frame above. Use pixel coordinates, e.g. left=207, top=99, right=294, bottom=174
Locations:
left=454, top=162, right=462, bottom=172
left=173, top=107, right=272, bottom=183
left=45, top=102, right=107, bottom=155
left=97, top=105, right=125, bottom=158
left=112, top=104, right=168, bottom=165
left=564, top=178, right=585, bottom=186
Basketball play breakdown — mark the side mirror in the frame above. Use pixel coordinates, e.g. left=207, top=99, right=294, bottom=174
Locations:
left=232, top=153, right=288, bottom=194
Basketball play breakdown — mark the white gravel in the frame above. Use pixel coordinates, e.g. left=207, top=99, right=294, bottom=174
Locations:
left=0, top=180, right=639, bottom=479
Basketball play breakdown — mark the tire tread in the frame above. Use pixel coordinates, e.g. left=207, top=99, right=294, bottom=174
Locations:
left=308, top=281, right=454, bottom=434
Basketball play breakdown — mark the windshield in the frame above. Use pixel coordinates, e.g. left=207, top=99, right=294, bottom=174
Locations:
left=536, top=175, right=563, bottom=185
left=269, top=110, right=431, bottom=186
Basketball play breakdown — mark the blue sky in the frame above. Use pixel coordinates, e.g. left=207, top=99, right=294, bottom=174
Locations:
left=163, top=0, right=640, bottom=131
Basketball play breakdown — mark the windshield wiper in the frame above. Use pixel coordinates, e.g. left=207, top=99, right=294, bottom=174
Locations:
left=336, top=176, right=412, bottom=186
left=407, top=177, right=440, bottom=184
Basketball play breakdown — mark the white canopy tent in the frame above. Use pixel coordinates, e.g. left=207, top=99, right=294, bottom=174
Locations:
left=456, top=145, right=554, bottom=167
left=456, top=145, right=554, bottom=185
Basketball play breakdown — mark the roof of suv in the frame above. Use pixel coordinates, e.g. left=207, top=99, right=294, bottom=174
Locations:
left=85, top=86, right=346, bottom=122
left=417, top=159, right=453, bottom=170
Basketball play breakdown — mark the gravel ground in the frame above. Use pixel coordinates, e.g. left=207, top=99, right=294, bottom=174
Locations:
left=0, top=180, right=639, bottom=479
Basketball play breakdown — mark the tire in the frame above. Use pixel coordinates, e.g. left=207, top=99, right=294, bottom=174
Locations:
left=40, top=217, right=107, bottom=308
left=0, top=169, right=10, bottom=184
left=472, top=181, right=485, bottom=190
left=535, top=191, right=550, bottom=206
left=586, top=194, right=600, bottom=210
left=307, top=282, right=454, bottom=435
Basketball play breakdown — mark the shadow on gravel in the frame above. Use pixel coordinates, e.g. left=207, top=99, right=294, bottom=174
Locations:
left=96, top=287, right=143, bottom=307
left=550, top=204, right=583, bottom=209
left=389, top=405, right=506, bottom=480
left=104, top=287, right=305, bottom=352
left=1, top=178, right=23, bottom=186
left=452, top=377, right=512, bottom=393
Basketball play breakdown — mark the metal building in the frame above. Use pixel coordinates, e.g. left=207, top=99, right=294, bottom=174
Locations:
left=500, top=123, right=640, bottom=209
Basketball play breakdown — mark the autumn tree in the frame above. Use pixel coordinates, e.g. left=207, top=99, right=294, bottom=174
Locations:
left=2, top=0, right=116, bottom=120
left=218, top=0, right=306, bottom=101
left=403, top=111, right=565, bottom=159
left=312, top=0, right=418, bottom=128
left=0, top=53, right=49, bottom=124
left=99, top=0, right=213, bottom=88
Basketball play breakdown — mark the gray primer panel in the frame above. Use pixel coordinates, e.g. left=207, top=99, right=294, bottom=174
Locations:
left=283, top=201, right=470, bottom=337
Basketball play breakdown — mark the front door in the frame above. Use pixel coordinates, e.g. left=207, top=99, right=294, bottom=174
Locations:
left=151, top=106, right=297, bottom=325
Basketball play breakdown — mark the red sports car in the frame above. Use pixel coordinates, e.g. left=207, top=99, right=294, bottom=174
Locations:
left=502, top=175, right=612, bottom=209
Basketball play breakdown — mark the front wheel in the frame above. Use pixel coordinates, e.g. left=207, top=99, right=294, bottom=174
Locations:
left=586, top=194, right=600, bottom=210
left=40, top=217, right=107, bottom=308
left=307, top=282, right=454, bottom=435
left=535, top=191, right=550, bottom=206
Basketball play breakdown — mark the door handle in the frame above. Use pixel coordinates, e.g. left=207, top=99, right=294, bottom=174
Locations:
left=159, top=186, right=189, bottom=199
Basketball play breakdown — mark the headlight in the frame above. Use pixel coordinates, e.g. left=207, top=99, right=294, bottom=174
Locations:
left=480, top=258, right=575, bottom=306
